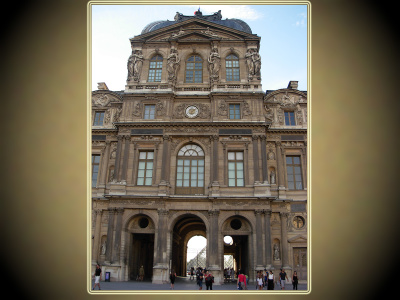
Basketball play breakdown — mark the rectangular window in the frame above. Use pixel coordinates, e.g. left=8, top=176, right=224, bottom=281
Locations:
left=144, top=105, right=155, bottom=119
left=93, top=111, right=105, bottom=126
left=284, top=111, right=296, bottom=126
left=92, top=154, right=101, bottom=187
left=228, top=151, right=244, bottom=187
left=137, top=151, right=154, bottom=186
left=286, top=155, right=303, bottom=190
left=229, top=104, right=241, bottom=119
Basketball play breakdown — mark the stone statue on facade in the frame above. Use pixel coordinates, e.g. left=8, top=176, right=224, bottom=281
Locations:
left=167, top=48, right=180, bottom=82
left=245, top=48, right=261, bottom=80
left=127, top=49, right=144, bottom=82
left=270, top=170, right=276, bottom=184
left=208, top=47, right=221, bottom=83
left=273, top=243, right=280, bottom=260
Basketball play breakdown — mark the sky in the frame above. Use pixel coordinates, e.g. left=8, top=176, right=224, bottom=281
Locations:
left=91, top=4, right=308, bottom=92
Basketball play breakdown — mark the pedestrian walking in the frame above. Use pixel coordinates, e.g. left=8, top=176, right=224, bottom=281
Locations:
left=267, top=270, right=275, bottom=290
left=170, top=269, right=176, bottom=289
left=279, top=268, right=289, bottom=290
left=139, top=265, right=144, bottom=281
left=256, top=272, right=264, bottom=290
left=190, top=267, right=194, bottom=280
left=205, top=270, right=214, bottom=290
left=92, top=264, right=102, bottom=290
left=196, top=267, right=204, bottom=290
left=237, top=271, right=247, bottom=290
left=292, top=271, right=299, bottom=290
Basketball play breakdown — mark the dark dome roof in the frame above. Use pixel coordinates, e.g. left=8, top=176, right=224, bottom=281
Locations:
left=141, top=11, right=252, bottom=35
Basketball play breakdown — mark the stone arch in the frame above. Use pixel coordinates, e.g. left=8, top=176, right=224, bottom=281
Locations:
left=220, top=213, right=255, bottom=233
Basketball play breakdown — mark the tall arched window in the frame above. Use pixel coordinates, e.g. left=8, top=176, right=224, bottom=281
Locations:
left=226, top=54, right=240, bottom=81
left=148, top=55, right=163, bottom=82
left=176, top=144, right=205, bottom=195
left=185, top=55, right=203, bottom=83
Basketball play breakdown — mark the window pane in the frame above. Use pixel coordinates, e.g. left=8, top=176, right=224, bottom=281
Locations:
left=183, top=180, right=190, bottom=187
left=191, top=180, right=197, bottom=187
left=288, top=182, right=294, bottom=189
left=228, top=162, right=235, bottom=170
left=228, top=179, right=236, bottom=186
left=138, top=161, right=146, bottom=169
left=296, top=182, right=303, bottom=189
left=147, top=152, right=154, bottom=159
left=228, top=152, right=235, bottom=160
left=198, top=160, right=204, bottom=166
left=138, top=170, right=145, bottom=177
left=228, top=170, right=236, bottom=178
left=177, top=180, right=182, bottom=187
left=236, top=170, right=244, bottom=179
left=145, top=178, right=152, bottom=185
left=177, top=173, right=183, bottom=180
left=294, top=166, right=301, bottom=174
left=198, top=180, right=204, bottom=187
left=184, top=160, right=190, bottom=166
left=146, top=162, right=153, bottom=170
left=146, top=170, right=153, bottom=178
left=236, top=179, right=244, bottom=186
left=137, top=178, right=144, bottom=185
left=293, top=156, right=301, bottom=164
left=286, top=157, right=293, bottom=164
left=178, top=159, right=183, bottom=165
left=236, top=152, right=243, bottom=160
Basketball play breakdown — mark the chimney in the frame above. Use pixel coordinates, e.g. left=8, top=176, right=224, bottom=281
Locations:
left=287, top=81, right=298, bottom=89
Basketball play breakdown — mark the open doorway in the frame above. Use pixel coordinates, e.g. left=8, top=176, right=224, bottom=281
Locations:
left=187, top=235, right=207, bottom=273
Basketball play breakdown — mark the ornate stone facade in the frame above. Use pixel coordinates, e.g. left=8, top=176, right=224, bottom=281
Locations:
left=91, top=10, right=307, bottom=285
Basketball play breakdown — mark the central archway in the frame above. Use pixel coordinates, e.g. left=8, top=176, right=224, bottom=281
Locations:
left=170, top=214, right=207, bottom=276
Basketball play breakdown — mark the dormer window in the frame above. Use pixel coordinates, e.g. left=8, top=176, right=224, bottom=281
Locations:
left=148, top=55, right=163, bottom=82
left=185, top=55, right=203, bottom=83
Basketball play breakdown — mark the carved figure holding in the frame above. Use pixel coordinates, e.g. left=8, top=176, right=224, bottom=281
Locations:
left=208, top=47, right=221, bottom=82
left=127, top=49, right=144, bottom=82
left=245, top=48, right=261, bottom=80
left=273, top=243, right=280, bottom=260
left=167, top=48, right=180, bottom=82
left=270, top=170, right=276, bottom=184
left=101, top=241, right=106, bottom=255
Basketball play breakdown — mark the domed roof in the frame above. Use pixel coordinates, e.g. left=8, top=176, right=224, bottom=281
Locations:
left=141, top=10, right=253, bottom=35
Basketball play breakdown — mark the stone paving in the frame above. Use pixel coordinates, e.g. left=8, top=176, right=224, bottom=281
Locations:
left=90, top=276, right=308, bottom=292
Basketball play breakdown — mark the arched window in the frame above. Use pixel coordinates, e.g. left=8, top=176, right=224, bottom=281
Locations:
left=148, top=55, right=163, bottom=82
left=226, top=54, right=240, bottom=81
left=185, top=55, right=203, bottom=83
left=176, top=144, right=205, bottom=195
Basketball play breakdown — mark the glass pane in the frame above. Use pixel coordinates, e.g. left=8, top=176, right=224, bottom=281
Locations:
left=191, top=180, right=197, bottom=187
left=237, top=179, right=244, bottom=186
left=147, top=152, right=154, bottom=159
left=183, top=180, right=189, bottom=187
left=198, top=160, right=204, bottom=166
left=294, top=167, right=301, bottom=174
left=295, top=175, right=302, bottom=182
left=228, top=152, right=235, bottom=160
left=236, top=162, right=243, bottom=171
left=198, top=180, right=204, bottom=187
left=92, top=165, right=99, bottom=173
left=184, top=173, right=190, bottom=179
left=286, top=157, right=293, bottom=164
left=145, top=178, right=152, bottom=185
left=139, top=152, right=147, bottom=159
left=228, top=179, right=235, bottom=186
left=177, top=166, right=183, bottom=173
left=94, top=155, right=101, bottom=163
left=228, top=162, right=235, bottom=171
left=188, top=56, right=194, bottom=61
left=198, top=173, right=204, bottom=180
left=226, top=61, right=232, bottom=67
left=198, top=166, right=204, bottom=174
left=184, top=160, right=190, bottom=166
left=146, top=162, right=153, bottom=170
left=236, top=170, right=244, bottom=179
left=146, top=170, right=153, bottom=178
left=177, top=173, right=183, bottom=180
left=228, top=170, right=236, bottom=178
left=177, top=159, right=183, bottom=166
left=287, top=174, right=294, bottom=182
left=137, top=178, right=144, bottom=185
left=138, top=162, right=146, bottom=169
left=236, top=152, right=243, bottom=160
left=293, top=156, right=301, bottom=164
left=138, top=170, right=145, bottom=177
left=296, top=182, right=303, bottom=189
left=288, top=182, right=294, bottom=189
left=177, top=180, right=182, bottom=187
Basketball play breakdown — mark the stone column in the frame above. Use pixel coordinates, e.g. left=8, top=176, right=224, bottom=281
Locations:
left=255, top=209, right=264, bottom=269
left=260, top=136, right=268, bottom=183
left=121, top=135, right=131, bottom=182
left=252, top=136, right=260, bottom=182
left=280, top=212, right=290, bottom=269
left=99, top=141, right=111, bottom=186
left=207, top=209, right=220, bottom=266
left=114, top=135, right=123, bottom=182
left=112, top=208, right=124, bottom=262
left=105, top=208, right=116, bottom=263
left=92, top=209, right=103, bottom=263
left=212, top=135, right=219, bottom=183
left=160, top=135, right=170, bottom=183
left=264, top=209, right=272, bottom=268
left=153, top=208, right=169, bottom=284
left=276, top=141, right=286, bottom=198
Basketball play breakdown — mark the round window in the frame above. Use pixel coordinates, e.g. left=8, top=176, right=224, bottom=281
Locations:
left=230, top=219, right=242, bottom=230
left=139, top=217, right=149, bottom=228
left=292, top=216, right=305, bottom=229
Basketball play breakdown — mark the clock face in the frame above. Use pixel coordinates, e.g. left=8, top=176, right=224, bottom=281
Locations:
left=185, top=105, right=199, bottom=118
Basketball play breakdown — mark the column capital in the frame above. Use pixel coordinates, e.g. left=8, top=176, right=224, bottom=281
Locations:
left=264, top=209, right=272, bottom=216
left=208, top=209, right=220, bottom=217
left=280, top=211, right=289, bottom=219
left=254, top=209, right=263, bottom=216
left=157, top=208, right=169, bottom=216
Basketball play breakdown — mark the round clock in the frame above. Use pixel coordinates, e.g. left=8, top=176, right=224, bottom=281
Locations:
left=185, top=105, right=199, bottom=118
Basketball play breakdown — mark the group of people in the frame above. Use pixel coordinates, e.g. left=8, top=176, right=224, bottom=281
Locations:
left=252, top=268, right=299, bottom=290
left=223, top=267, right=236, bottom=282
left=194, top=267, right=214, bottom=290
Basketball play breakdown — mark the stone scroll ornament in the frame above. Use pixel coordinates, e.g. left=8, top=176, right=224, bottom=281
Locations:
left=127, top=49, right=144, bottom=82
left=167, top=48, right=180, bottom=83
left=208, top=47, right=221, bottom=83
left=245, top=48, right=261, bottom=80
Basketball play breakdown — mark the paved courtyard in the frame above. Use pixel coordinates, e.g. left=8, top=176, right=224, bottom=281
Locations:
left=90, top=276, right=308, bottom=292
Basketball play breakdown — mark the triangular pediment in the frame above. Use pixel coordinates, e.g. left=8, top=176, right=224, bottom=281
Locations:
left=288, top=235, right=307, bottom=243
left=133, top=18, right=258, bottom=43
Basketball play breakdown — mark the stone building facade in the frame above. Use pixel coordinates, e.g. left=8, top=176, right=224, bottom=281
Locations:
left=91, top=10, right=308, bottom=284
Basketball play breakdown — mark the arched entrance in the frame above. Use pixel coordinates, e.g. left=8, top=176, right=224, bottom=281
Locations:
left=126, top=214, right=155, bottom=280
left=221, top=216, right=252, bottom=278
left=170, top=214, right=207, bottom=276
